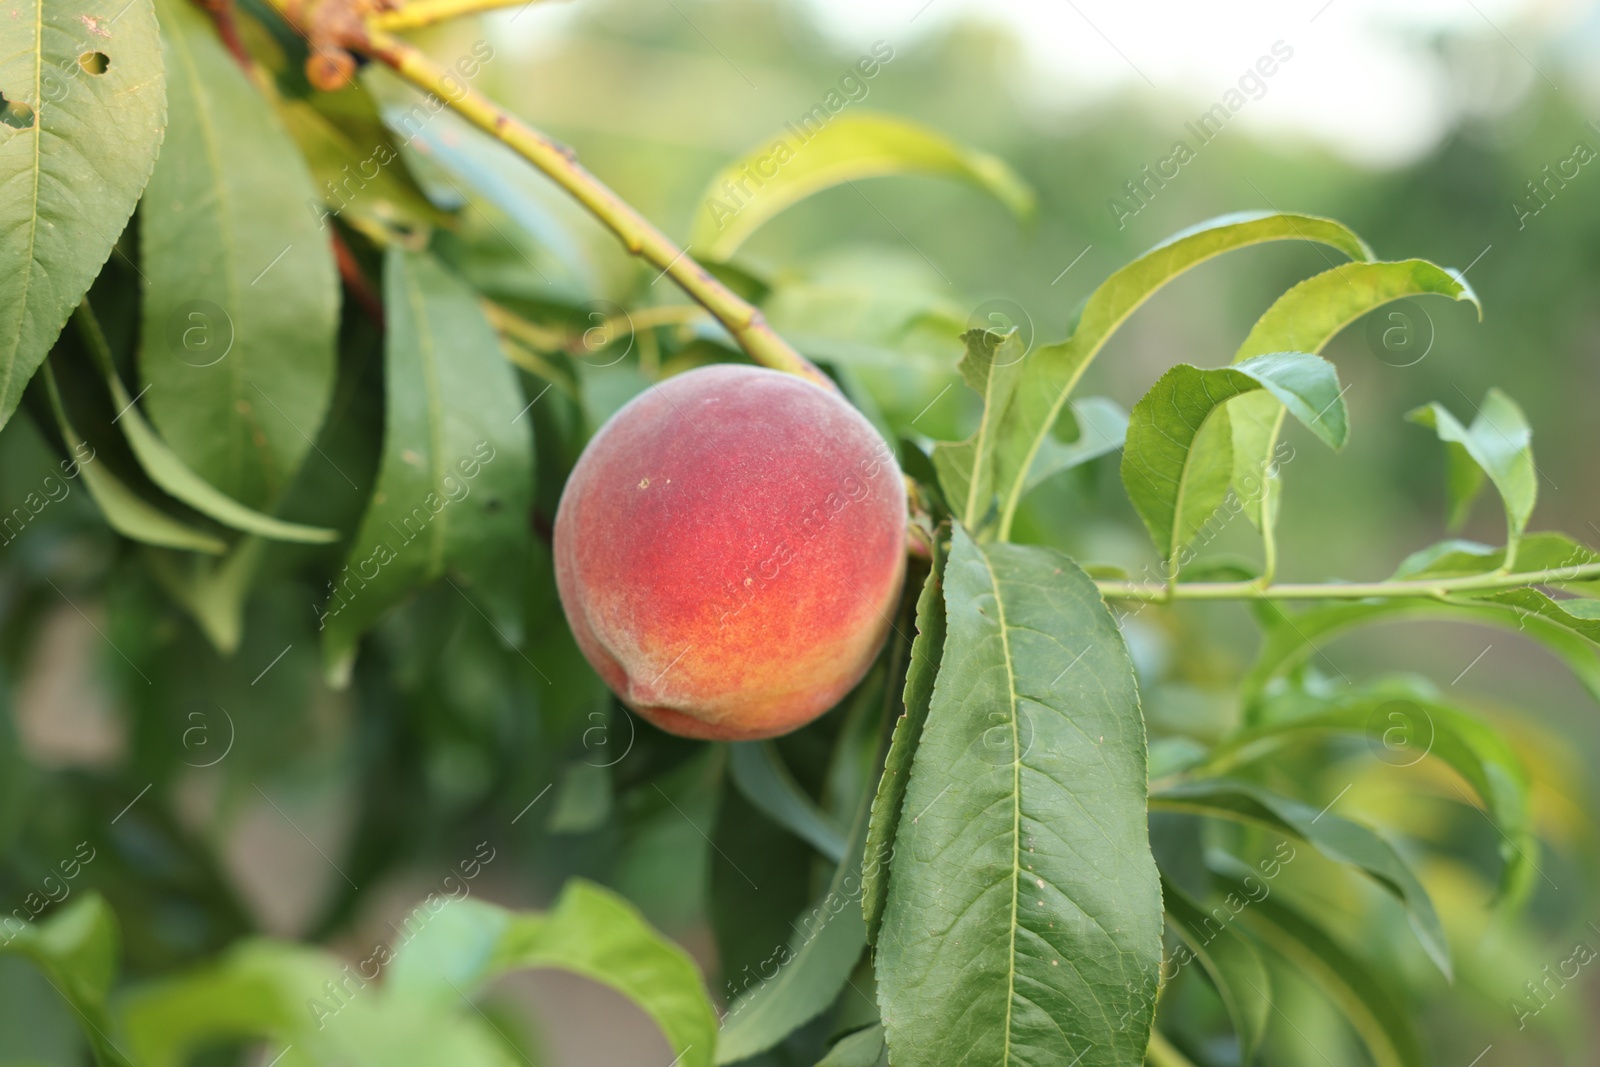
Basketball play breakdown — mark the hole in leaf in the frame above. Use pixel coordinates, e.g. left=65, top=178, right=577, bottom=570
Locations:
left=78, top=51, right=110, bottom=75
left=0, top=93, right=35, bottom=131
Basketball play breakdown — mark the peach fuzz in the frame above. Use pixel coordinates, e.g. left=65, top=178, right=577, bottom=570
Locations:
left=553, top=364, right=907, bottom=741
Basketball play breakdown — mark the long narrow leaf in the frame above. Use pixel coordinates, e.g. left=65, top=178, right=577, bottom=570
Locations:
left=993, top=211, right=1373, bottom=537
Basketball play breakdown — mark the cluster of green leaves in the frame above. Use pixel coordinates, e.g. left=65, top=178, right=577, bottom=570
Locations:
left=4, top=0, right=1598, bottom=1065
left=1, top=884, right=715, bottom=1067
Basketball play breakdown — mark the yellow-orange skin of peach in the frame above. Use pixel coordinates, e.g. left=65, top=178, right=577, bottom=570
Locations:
left=553, top=365, right=907, bottom=741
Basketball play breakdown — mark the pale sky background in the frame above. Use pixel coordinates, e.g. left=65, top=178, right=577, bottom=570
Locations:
left=517, top=0, right=1600, bottom=167
left=802, top=0, right=1599, bottom=164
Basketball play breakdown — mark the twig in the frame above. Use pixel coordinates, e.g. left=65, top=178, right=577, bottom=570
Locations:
left=256, top=0, right=831, bottom=390
left=1096, top=561, right=1600, bottom=602
left=368, top=0, right=542, bottom=31
left=329, top=229, right=386, bottom=328
left=195, top=0, right=254, bottom=67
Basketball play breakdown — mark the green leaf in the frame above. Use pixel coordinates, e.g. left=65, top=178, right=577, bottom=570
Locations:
left=1151, top=779, right=1450, bottom=977
left=689, top=111, right=1034, bottom=261
left=864, top=545, right=946, bottom=944
left=145, top=539, right=265, bottom=654
left=1121, top=353, right=1347, bottom=564
left=729, top=741, right=847, bottom=863
left=321, top=249, right=534, bottom=683
left=120, top=939, right=517, bottom=1067
left=1216, top=867, right=1423, bottom=1067
left=139, top=0, right=339, bottom=508
left=377, top=95, right=602, bottom=297
left=877, top=525, right=1162, bottom=1067
left=0, top=0, right=165, bottom=431
left=931, top=328, right=1029, bottom=528
left=1228, top=260, right=1478, bottom=527
left=1160, top=878, right=1270, bottom=1065
left=274, top=82, right=451, bottom=246
left=546, top=761, right=613, bottom=834
left=714, top=779, right=874, bottom=1063
left=387, top=881, right=717, bottom=1067
left=76, top=303, right=337, bottom=544
left=1243, top=597, right=1600, bottom=707
left=993, top=211, right=1372, bottom=538
left=1458, top=587, right=1600, bottom=643
left=1202, top=676, right=1537, bottom=906
left=1392, top=532, right=1597, bottom=583
left=1406, top=389, right=1536, bottom=559
left=816, top=1024, right=886, bottom=1067
left=41, top=362, right=226, bottom=554
left=1021, top=396, right=1128, bottom=495
left=1, top=894, right=133, bottom=1067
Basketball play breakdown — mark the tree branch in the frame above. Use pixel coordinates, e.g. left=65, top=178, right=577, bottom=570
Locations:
left=1096, top=561, right=1600, bottom=602
left=257, top=0, right=833, bottom=390
left=367, top=0, right=541, bottom=31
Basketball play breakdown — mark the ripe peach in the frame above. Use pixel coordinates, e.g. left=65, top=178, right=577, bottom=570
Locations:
left=553, top=364, right=907, bottom=741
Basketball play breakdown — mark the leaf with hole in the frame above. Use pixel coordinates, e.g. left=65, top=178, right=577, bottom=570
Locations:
left=139, top=0, right=339, bottom=509
left=876, top=525, right=1162, bottom=1067
left=0, top=0, right=164, bottom=433
left=689, top=111, right=1034, bottom=261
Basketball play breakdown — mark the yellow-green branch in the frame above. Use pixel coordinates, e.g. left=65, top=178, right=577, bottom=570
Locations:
left=261, top=0, right=831, bottom=390
left=368, top=0, right=537, bottom=32
left=1097, top=560, right=1600, bottom=602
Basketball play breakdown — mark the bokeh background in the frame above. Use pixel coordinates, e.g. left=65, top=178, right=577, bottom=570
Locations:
left=3, top=0, right=1599, bottom=1063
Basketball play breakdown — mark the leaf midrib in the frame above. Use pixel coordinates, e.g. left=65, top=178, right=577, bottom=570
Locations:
left=165, top=13, right=269, bottom=492
left=399, top=259, right=448, bottom=574
left=999, top=219, right=1364, bottom=537
left=1164, top=374, right=1246, bottom=562
left=978, top=546, right=1024, bottom=1066
left=4, top=0, right=46, bottom=399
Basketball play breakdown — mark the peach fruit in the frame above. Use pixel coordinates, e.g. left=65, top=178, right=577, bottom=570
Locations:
left=553, top=364, right=907, bottom=741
